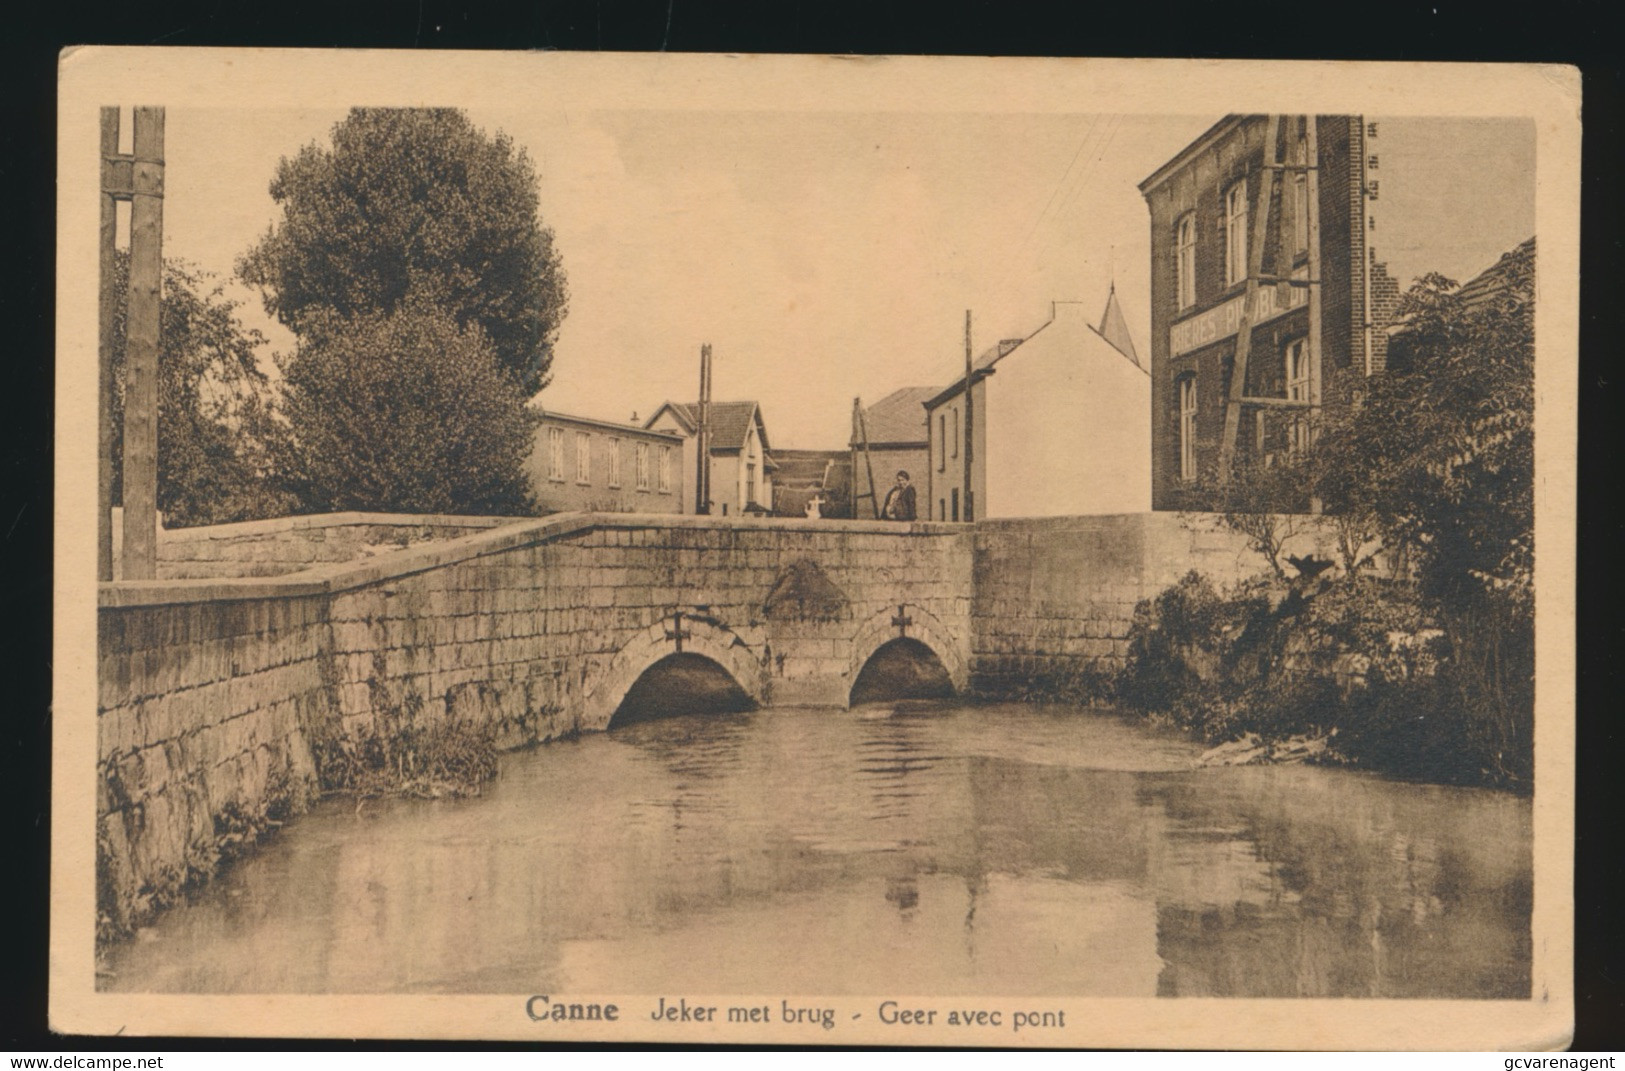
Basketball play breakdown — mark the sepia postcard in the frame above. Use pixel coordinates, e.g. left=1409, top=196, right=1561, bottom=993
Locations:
left=53, top=48, right=1580, bottom=1048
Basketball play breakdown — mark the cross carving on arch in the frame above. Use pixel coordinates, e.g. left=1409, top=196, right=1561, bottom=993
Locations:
left=664, top=610, right=692, bottom=653
left=891, top=603, right=913, bottom=637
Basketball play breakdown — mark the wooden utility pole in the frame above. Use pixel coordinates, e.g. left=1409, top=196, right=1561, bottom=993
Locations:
left=695, top=344, right=712, bottom=514
left=100, top=106, right=165, bottom=580
left=1303, top=116, right=1324, bottom=514
left=96, top=109, right=119, bottom=581
left=852, top=397, right=879, bottom=519
left=1216, top=115, right=1280, bottom=486
left=962, top=309, right=974, bottom=523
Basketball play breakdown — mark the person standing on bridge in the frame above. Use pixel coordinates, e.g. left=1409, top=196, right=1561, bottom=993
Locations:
left=881, top=470, right=917, bottom=521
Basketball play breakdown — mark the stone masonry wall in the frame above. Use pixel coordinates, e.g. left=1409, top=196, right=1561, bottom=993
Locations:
left=96, top=584, right=333, bottom=935
left=112, top=511, right=519, bottom=581
left=970, top=512, right=1342, bottom=693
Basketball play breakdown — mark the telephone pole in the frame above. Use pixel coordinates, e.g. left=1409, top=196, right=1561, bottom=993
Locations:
left=695, top=344, right=712, bottom=514
left=963, top=309, right=975, bottom=523
left=100, top=106, right=165, bottom=580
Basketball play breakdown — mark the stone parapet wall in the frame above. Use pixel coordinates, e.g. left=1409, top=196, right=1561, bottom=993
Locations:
left=112, top=511, right=522, bottom=581
left=970, top=512, right=1342, bottom=692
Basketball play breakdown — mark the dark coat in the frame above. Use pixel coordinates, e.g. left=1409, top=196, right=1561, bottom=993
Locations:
left=882, top=483, right=917, bottom=521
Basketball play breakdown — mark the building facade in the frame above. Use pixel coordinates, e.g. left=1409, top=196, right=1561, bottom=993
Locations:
left=922, top=295, right=1149, bottom=520
left=525, top=410, right=685, bottom=514
left=644, top=400, right=777, bottom=516
left=849, top=387, right=936, bottom=519
left=1138, top=114, right=1398, bottom=510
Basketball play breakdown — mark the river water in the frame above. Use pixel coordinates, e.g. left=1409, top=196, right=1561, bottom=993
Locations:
left=102, top=701, right=1531, bottom=998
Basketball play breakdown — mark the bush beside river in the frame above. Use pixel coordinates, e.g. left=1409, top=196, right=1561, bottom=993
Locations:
left=1117, top=568, right=1532, bottom=793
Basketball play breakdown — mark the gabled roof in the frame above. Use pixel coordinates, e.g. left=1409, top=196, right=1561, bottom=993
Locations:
left=645, top=400, right=771, bottom=454
left=852, top=387, right=938, bottom=447
left=922, top=297, right=1146, bottom=411
left=1387, top=237, right=1536, bottom=341
left=1453, top=237, right=1535, bottom=312
left=1097, top=284, right=1142, bottom=369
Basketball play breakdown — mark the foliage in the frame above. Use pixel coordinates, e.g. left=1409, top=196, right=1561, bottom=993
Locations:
left=1121, top=564, right=1529, bottom=790
left=1315, top=254, right=1534, bottom=607
left=1161, top=243, right=1536, bottom=788
left=1308, top=245, right=1536, bottom=785
left=239, top=108, right=569, bottom=396
left=1205, top=457, right=1314, bottom=579
left=107, top=254, right=297, bottom=527
left=277, top=301, right=541, bottom=515
left=1119, top=570, right=1274, bottom=726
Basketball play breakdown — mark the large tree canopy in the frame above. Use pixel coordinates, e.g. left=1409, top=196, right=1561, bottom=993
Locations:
left=277, top=301, right=540, bottom=516
left=108, top=254, right=294, bottom=527
left=239, top=108, right=568, bottom=395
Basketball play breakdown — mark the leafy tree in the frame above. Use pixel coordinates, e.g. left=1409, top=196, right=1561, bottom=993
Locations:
left=107, top=254, right=295, bottom=527
left=239, top=108, right=568, bottom=395
left=276, top=301, right=540, bottom=515
left=1312, top=243, right=1536, bottom=785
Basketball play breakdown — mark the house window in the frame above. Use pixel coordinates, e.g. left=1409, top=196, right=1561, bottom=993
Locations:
left=951, top=407, right=960, bottom=458
left=938, top=499, right=946, bottom=521
left=1176, top=213, right=1196, bottom=310
left=607, top=438, right=622, bottom=488
left=1178, top=375, right=1198, bottom=482
left=1286, top=339, right=1313, bottom=457
left=658, top=446, right=671, bottom=493
left=635, top=442, right=650, bottom=490
left=1225, top=181, right=1248, bottom=287
left=1293, top=136, right=1310, bottom=254
left=575, top=432, right=591, bottom=484
left=746, top=462, right=757, bottom=506
left=546, top=426, right=564, bottom=481
left=951, top=488, right=960, bottom=523
left=937, top=413, right=947, bottom=471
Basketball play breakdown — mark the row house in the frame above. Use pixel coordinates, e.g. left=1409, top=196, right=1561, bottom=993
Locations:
left=644, top=400, right=777, bottom=516
left=921, top=291, right=1149, bottom=520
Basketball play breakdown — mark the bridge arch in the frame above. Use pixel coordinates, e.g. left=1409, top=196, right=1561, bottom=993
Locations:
left=846, top=602, right=968, bottom=706
left=581, top=615, right=767, bottom=731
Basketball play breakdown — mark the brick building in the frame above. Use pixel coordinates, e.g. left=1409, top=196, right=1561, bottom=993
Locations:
left=525, top=410, right=686, bottom=514
left=849, top=387, right=936, bottom=519
left=1138, top=115, right=1398, bottom=510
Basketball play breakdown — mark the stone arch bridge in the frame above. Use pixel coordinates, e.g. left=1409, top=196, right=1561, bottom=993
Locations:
left=98, top=511, right=975, bottom=807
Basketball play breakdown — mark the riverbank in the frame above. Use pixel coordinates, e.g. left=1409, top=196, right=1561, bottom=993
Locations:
left=1111, top=569, right=1533, bottom=793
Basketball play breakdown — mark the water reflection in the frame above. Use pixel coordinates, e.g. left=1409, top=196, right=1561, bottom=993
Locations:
left=102, top=702, right=1530, bottom=998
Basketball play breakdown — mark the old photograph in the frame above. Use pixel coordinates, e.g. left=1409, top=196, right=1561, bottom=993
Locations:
left=52, top=50, right=1578, bottom=1047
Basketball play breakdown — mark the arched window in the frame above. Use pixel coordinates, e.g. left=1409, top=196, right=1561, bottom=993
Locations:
left=1225, top=181, right=1248, bottom=287
left=1178, top=374, right=1199, bottom=482
left=1176, top=213, right=1196, bottom=310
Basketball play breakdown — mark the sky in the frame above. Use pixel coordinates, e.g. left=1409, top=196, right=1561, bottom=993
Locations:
left=151, top=107, right=1536, bottom=450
